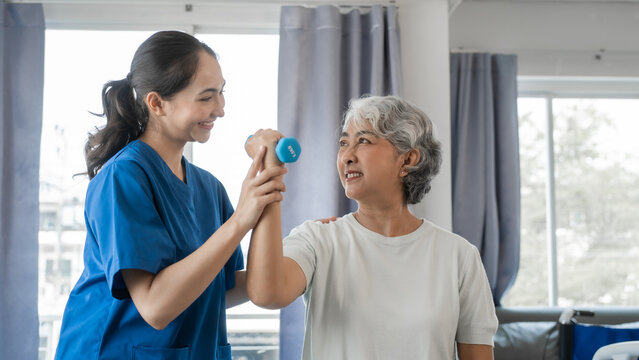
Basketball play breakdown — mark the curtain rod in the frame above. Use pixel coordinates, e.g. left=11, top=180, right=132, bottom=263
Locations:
left=338, top=0, right=397, bottom=7
left=6, top=0, right=396, bottom=5
left=450, top=48, right=486, bottom=53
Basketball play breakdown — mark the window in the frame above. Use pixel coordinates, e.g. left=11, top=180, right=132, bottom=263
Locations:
left=38, top=30, right=279, bottom=360
left=502, top=78, right=639, bottom=307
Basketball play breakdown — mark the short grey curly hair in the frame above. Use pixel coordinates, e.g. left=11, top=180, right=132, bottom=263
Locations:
left=341, top=95, right=442, bottom=204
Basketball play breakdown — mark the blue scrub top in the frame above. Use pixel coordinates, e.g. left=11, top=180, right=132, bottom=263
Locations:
left=55, top=140, right=244, bottom=360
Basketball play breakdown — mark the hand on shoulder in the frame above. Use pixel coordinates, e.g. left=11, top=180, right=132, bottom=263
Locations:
left=315, top=216, right=338, bottom=224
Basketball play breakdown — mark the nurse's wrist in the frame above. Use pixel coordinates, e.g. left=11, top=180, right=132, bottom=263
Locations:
left=225, top=216, right=247, bottom=242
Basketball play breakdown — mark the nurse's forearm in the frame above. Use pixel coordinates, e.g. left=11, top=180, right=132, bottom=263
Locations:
left=122, top=219, right=245, bottom=330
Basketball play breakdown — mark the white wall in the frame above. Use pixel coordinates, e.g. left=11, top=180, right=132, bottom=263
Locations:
left=449, top=1, right=639, bottom=77
left=400, top=0, right=453, bottom=230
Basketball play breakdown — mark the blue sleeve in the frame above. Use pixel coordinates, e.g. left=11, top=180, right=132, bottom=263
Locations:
left=225, top=246, right=244, bottom=291
left=86, top=160, right=175, bottom=299
left=216, top=181, right=244, bottom=291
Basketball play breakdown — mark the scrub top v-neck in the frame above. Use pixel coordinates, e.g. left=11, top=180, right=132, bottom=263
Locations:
left=55, top=140, right=243, bottom=360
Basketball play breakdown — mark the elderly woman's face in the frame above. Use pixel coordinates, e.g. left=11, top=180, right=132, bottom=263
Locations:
left=337, top=121, right=406, bottom=203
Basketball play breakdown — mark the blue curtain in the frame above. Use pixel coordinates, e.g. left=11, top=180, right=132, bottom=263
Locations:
left=277, top=5, right=401, bottom=359
left=0, top=3, right=45, bottom=360
left=449, top=53, right=520, bottom=305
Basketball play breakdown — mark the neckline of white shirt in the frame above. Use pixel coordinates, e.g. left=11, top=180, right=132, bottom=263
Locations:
left=344, top=213, right=429, bottom=245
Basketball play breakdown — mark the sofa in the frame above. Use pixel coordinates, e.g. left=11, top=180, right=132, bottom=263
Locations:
left=494, top=307, right=639, bottom=360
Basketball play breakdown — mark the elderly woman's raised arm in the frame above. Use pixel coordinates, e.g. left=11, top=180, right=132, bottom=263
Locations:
left=244, top=131, right=307, bottom=309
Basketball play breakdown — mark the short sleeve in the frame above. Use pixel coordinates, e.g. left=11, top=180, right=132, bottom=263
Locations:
left=86, top=160, right=175, bottom=299
left=282, top=221, right=318, bottom=292
left=224, top=246, right=244, bottom=291
left=456, top=246, right=499, bottom=345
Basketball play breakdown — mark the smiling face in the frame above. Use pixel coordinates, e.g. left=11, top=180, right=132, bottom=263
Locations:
left=150, top=50, right=226, bottom=145
left=337, top=121, right=407, bottom=205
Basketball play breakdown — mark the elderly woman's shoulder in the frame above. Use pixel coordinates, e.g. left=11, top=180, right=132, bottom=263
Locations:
left=420, top=219, right=477, bottom=250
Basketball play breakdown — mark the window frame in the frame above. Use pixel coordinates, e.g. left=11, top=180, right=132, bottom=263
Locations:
left=517, top=76, right=639, bottom=306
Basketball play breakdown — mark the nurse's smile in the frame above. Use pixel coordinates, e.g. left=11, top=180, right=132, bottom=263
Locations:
left=198, top=120, right=214, bottom=130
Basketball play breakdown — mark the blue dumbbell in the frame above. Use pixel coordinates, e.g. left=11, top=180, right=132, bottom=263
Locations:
left=246, top=135, right=301, bottom=163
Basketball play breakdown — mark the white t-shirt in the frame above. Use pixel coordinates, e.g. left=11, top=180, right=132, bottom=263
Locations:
left=283, top=213, right=498, bottom=360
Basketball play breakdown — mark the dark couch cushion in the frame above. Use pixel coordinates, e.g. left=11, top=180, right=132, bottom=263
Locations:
left=494, top=321, right=559, bottom=360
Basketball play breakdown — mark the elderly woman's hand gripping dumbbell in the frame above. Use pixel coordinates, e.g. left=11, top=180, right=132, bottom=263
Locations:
left=245, top=130, right=301, bottom=169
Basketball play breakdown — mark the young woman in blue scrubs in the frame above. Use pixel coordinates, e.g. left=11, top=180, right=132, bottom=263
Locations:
left=54, top=31, right=287, bottom=360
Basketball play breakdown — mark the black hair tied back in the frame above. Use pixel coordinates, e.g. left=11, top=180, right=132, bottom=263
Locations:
left=84, top=30, right=217, bottom=179
left=85, top=77, right=144, bottom=179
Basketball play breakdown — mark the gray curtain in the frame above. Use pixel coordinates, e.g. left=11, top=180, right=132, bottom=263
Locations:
left=449, top=53, right=520, bottom=305
left=0, top=3, right=45, bottom=360
left=277, top=5, right=401, bottom=359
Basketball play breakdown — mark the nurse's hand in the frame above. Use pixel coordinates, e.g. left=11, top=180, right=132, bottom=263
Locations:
left=233, top=146, right=287, bottom=233
left=316, top=216, right=338, bottom=224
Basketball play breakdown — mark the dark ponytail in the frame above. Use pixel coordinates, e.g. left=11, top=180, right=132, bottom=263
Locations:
left=85, top=78, right=145, bottom=178
left=85, top=31, right=217, bottom=179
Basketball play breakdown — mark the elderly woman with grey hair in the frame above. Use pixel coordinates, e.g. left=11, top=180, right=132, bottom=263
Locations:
left=245, top=95, right=498, bottom=360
